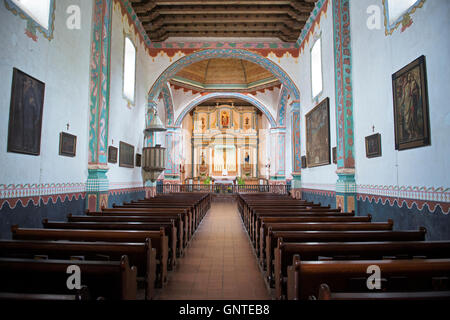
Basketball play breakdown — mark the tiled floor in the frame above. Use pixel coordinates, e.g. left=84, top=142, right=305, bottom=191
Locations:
left=155, top=199, right=270, bottom=300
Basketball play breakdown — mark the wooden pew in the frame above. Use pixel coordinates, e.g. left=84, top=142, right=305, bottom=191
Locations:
left=0, top=286, right=91, bottom=300
left=265, top=228, right=427, bottom=286
left=250, top=211, right=356, bottom=245
left=287, top=257, right=450, bottom=300
left=68, top=214, right=184, bottom=257
left=88, top=210, right=190, bottom=248
left=247, top=208, right=347, bottom=241
left=255, top=215, right=372, bottom=257
left=0, top=238, right=157, bottom=300
left=0, top=255, right=137, bottom=300
left=315, top=283, right=450, bottom=300
left=96, top=208, right=192, bottom=243
left=43, top=219, right=177, bottom=270
left=263, top=221, right=394, bottom=276
left=11, top=226, right=168, bottom=287
left=275, top=240, right=450, bottom=299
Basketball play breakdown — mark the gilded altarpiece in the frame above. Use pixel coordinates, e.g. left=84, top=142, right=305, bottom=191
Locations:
left=192, top=105, right=259, bottom=178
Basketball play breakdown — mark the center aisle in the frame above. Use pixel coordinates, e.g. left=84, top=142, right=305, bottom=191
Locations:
left=155, top=198, right=270, bottom=300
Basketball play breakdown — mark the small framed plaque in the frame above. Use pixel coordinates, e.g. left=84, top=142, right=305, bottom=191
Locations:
left=108, top=146, right=118, bottom=163
left=59, top=132, right=77, bottom=157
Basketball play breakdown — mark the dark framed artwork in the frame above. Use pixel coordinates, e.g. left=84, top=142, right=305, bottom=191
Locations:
left=136, top=153, right=142, bottom=167
left=108, top=146, right=118, bottom=163
left=305, top=97, right=330, bottom=168
left=59, top=132, right=77, bottom=157
left=365, top=133, right=382, bottom=158
left=119, top=141, right=134, bottom=168
left=301, top=156, right=307, bottom=169
left=7, top=68, right=45, bottom=156
left=332, top=147, right=337, bottom=164
left=392, top=55, right=430, bottom=150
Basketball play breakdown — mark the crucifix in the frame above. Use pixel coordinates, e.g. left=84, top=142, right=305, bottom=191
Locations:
left=372, top=125, right=375, bottom=132
left=66, top=123, right=70, bottom=131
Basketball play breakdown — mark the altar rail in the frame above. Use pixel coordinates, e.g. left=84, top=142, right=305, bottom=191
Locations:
left=157, top=184, right=290, bottom=195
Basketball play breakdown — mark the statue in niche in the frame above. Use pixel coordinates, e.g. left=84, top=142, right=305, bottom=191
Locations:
left=243, top=116, right=251, bottom=130
left=244, top=152, right=250, bottom=163
left=221, top=111, right=230, bottom=128
left=200, top=152, right=206, bottom=165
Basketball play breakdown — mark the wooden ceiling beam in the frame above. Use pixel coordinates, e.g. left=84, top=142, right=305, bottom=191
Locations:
left=134, top=6, right=311, bottom=22
left=150, top=30, right=299, bottom=42
left=141, top=15, right=305, bottom=31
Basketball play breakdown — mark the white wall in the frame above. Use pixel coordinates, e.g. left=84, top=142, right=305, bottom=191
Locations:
left=0, top=0, right=92, bottom=186
left=297, top=1, right=337, bottom=190
left=107, top=2, right=157, bottom=189
left=351, top=0, right=450, bottom=189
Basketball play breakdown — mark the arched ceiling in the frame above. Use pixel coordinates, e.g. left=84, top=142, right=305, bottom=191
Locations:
left=171, top=58, right=280, bottom=92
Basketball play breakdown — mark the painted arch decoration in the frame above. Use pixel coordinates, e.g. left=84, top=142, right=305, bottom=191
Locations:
left=160, top=83, right=175, bottom=126
left=147, top=49, right=300, bottom=106
left=174, top=92, right=277, bottom=128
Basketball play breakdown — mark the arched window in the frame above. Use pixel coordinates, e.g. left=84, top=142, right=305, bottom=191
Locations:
left=6, top=0, right=55, bottom=39
left=123, top=36, right=136, bottom=105
left=310, top=36, right=323, bottom=100
left=384, top=0, right=425, bottom=34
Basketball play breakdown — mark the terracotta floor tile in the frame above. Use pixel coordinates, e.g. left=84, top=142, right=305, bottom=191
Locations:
left=155, top=200, right=270, bottom=300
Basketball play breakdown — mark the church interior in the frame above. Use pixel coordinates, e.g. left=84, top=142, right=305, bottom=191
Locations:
left=0, top=0, right=449, bottom=303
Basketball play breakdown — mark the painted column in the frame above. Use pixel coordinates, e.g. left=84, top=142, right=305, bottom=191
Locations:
left=164, top=127, right=181, bottom=183
left=86, top=0, right=113, bottom=211
left=333, top=0, right=356, bottom=212
left=291, top=102, right=302, bottom=198
left=269, top=128, right=286, bottom=184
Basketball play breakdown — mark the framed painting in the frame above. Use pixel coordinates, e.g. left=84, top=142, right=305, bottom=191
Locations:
left=59, top=132, right=77, bottom=157
left=301, top=156, right=307, bottom=169
left=108, top=146, right=118, bottom=163
left=119, top=141, right=134, bottom=168
left=136, top=153, right=142, bottom=167
left=365, top=133, right=382, bottom=158
left=392, top=55, right=430, bottom=150
left=305, top=97, right=330, bottom=168
left=7, top=68, right=45, bottom=156
left=332, top=147, right=337, bottom=164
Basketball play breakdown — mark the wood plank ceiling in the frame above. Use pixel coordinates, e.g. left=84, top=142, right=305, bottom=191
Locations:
left=130, top=0, right=317, bottom=42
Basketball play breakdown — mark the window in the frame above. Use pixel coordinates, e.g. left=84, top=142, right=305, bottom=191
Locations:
left=123, top=37, right=136, bottom=104
left=11, top=0, right=52, bottom=30
left=311, top=37, right=323, bottom=99
left=387, top=0, right=418, bottom=25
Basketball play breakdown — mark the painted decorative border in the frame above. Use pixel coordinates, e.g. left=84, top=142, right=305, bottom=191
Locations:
left=0, top=183, right=86, bottom=199
left=333, top=0, right=355, bottom=170
left=108, top=186, right=145, bottom=196
left=302, top=188, right=336, bottom=198
left=292, top=111, right=302, bottom=173
left=357, top=185, right=449, bottom=203
left=277, top=87, right=290, bottom=127
left=88, top=0, right=113, bottom=165
left=383, top=0, right=426, bottom=35
left=357, top=194, right=449, bottom=215
left=4, top=0, right=56, bottom=41
left=0, top=183, right=87, bottom=210
left=296, top=0, right=330, bottom=55
left=160, top=84, right=174, bottom=126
